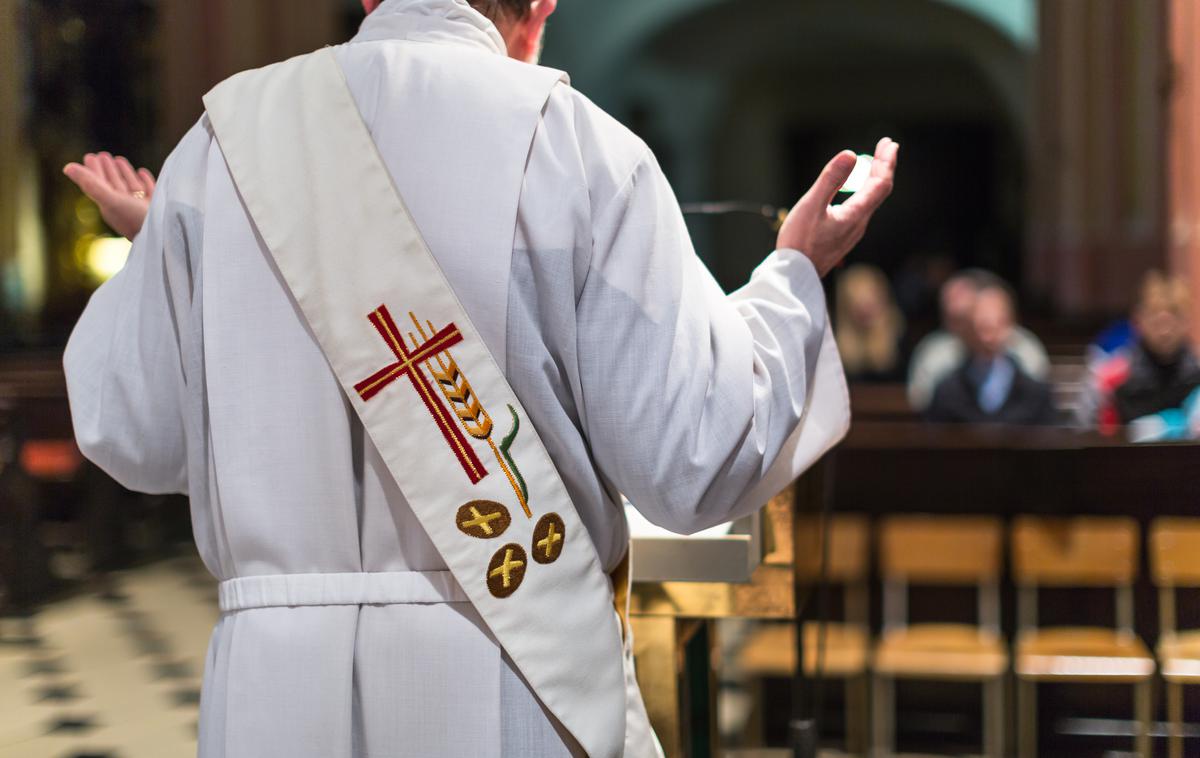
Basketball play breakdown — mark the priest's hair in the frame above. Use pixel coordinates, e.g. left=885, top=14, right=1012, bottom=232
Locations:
left=468, top=0, right=532, bottom=21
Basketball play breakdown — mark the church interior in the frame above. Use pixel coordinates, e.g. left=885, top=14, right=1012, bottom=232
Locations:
left=3, top=0, right=1200, bottom=756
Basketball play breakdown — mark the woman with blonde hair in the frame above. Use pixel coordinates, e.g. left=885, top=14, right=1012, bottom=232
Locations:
left=835, top=264, right=907, bottom=382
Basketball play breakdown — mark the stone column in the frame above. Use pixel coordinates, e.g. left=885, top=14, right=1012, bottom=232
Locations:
left=1030, top=0, right=1168, bottom=317
left=0, top=0, right=18, bottom=269
left=0, top=0, right=47, bottom=318
left=158, top=0, right=344, bottom=146
left=1168, top=0, right=1200, bottom=342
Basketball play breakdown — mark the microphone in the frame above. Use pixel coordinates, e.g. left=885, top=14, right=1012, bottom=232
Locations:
left=679, top=201, right=787, bottom=230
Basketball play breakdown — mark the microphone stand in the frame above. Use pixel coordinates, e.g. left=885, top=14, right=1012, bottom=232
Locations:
left=681, top=201, right=835, bottom=758
left=789, top=453, right=836, bottom=758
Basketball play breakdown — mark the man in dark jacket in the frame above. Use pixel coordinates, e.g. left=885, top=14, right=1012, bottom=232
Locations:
left=1114, top=271, right=1200, bottom=423
left=927, top=284, right=1056, bottom=425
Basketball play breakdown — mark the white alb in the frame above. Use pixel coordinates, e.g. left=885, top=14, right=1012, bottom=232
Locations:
left=63, top=0, right=850, bottom=755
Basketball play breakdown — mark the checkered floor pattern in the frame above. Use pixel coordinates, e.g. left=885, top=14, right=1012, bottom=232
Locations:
left=0, top=556, right=217, bottom=758
left=1, top=558, right=963, bottom=758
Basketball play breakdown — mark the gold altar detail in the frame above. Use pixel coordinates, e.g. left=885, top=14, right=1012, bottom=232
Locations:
left=630, top=489, right=817, bottom=757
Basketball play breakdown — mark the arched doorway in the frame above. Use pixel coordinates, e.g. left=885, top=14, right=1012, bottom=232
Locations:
left=543, top=0, right=1033, bottom=326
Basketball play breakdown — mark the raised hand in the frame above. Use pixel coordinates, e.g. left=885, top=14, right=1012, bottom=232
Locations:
left=63, top=152, right=157, bottom=240
left=776, top=137, right=899, bottom=277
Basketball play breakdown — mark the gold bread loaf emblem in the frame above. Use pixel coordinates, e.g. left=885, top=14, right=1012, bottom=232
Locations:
left=487, top=544, right=527, bottom=599
left=532, top=513, right=566, bottom=564
left=456, top=500, right=511, bottom=539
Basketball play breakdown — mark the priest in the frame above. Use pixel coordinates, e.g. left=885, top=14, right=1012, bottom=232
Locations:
left=62, top=0, right=898, bottom=755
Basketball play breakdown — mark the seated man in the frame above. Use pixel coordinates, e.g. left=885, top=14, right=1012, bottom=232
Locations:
left=908, top=269, right=1049, bottom=411
left=1111, top=271, right=1200, bottom=433
left=926, top=284, right=1057, bottom=425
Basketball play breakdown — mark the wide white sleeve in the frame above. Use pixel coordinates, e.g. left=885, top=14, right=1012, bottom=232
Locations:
left=576, top=150, right=847, bottom=535
left=63, top=133, right=204, bottom=495
left=1011, top=325, right=1051, bottom=380
left=906, top=333, right=956, bottom=411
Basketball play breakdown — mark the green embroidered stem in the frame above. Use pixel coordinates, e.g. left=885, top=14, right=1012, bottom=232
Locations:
left=500, top=404, right=529, bottom=507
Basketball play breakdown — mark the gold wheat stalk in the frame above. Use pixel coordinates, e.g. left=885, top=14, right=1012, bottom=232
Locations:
left=410, top=313, right=531, bottom=518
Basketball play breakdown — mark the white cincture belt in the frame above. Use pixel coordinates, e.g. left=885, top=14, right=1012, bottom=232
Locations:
left=218, top=570, right=469, bottom=612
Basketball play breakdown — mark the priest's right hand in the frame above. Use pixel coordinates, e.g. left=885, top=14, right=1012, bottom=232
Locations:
left=776, top=137, right=898, bottom=277
left=63, top=152, right=156, bottom=241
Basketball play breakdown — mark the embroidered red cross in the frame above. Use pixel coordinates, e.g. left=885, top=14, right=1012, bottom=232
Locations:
left=354, top=304, right=487, bottom=484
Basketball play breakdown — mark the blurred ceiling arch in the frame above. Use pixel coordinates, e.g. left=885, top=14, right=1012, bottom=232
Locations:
left=934, top=0, right=1037, bottom=51
left=541, top=0, right=1038, bottom=289
left=544, top=0, right=1036, bottom=142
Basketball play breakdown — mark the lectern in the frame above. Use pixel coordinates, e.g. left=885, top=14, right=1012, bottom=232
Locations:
left=628, top=458, right=832, bottom=758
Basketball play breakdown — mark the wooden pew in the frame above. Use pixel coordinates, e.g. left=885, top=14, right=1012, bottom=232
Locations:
left=813, top=410, right=1197, bottom=754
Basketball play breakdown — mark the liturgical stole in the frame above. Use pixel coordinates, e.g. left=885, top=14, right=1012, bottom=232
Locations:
left=203, top=48, right=635, bottom=757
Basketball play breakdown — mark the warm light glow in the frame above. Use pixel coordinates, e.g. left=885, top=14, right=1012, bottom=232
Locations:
left=84, top=236, right=132, bottom=282
left=74, top=197, right=100, bottom=226
left=838, top=154, right=874, bottom=194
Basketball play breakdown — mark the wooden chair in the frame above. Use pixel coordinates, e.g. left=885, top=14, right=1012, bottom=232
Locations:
left=737, top=514, right=871, bottom=755
left=1151, top=518, right=1200, bottom=758
left=872, top=515, right=1007, bottom=758
left=1012, top=516, right=1154, bottom=758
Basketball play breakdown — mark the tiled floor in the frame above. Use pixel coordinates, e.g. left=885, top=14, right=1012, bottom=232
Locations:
left=0, top=559, right=987, bottom=758
left=0, top=557, right=217, bottom=758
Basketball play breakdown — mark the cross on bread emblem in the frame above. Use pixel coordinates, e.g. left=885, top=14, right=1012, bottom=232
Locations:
left=538, top=523, right=561, bottom=559
left=487, top=544, right=527, bottom=599
left=532, top=513, right=566, bottom=564
left=490, top=548, right=524, bottom=586
left=462, top=506, right=502, bottom=535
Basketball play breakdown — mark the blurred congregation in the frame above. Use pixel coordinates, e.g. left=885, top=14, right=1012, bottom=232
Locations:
left=3, top=1, right=1200, bottom=758
left=831, top=263, right=1199, bottom=438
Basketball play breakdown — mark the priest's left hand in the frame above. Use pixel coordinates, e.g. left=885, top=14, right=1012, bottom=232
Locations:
left=63, top=152, right=156, bottom=240
left=776, top=137, right=899, bottom=277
